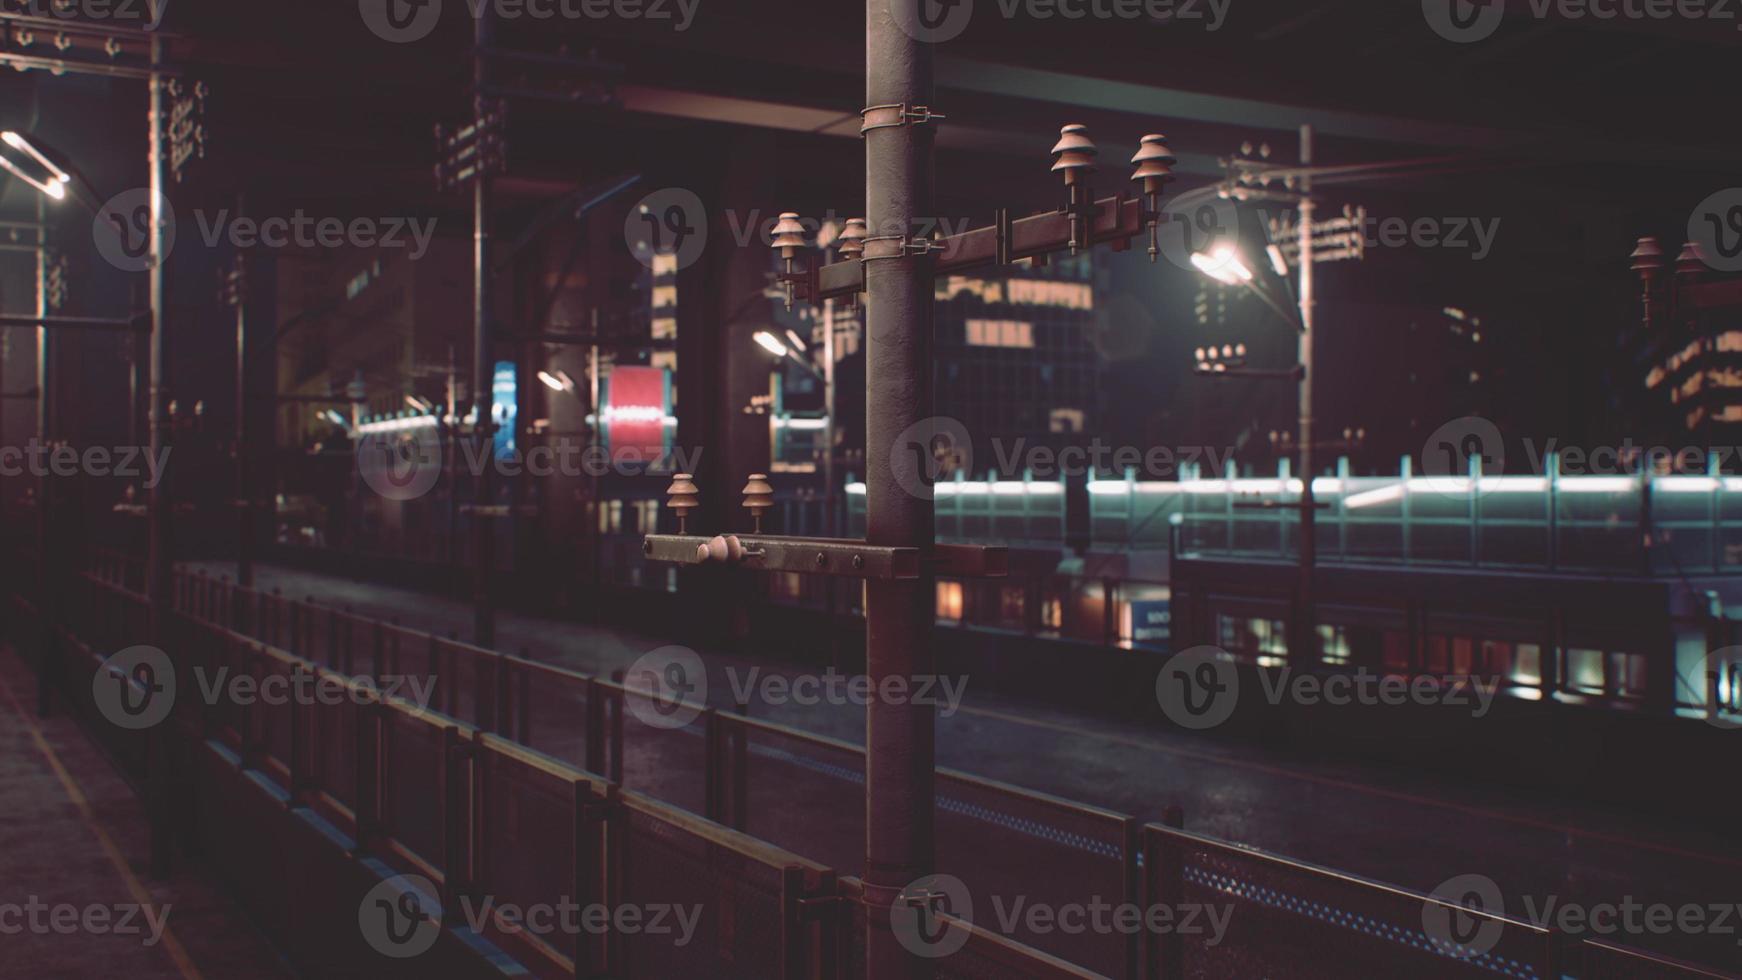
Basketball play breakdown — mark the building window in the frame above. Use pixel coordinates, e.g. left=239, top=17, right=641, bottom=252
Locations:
left=936, top=581, right=964, bottom=622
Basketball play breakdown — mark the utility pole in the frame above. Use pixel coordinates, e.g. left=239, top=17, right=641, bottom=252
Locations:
left=230, top=194, right=252, bottom=589
left=1296, top=124, right=1316, bottom=662
left=863, top=2, right=937, bottom=974
left=822, top=293, right=837, bottom=535
left=145, top=32, right=175, bottom=879
left=470, top=5, right=497, bottom=647
left=33, top=198, right=50, bottom=718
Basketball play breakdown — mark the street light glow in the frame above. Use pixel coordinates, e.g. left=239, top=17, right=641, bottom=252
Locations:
left=1190, top=245, right=1253, bottom=285
left=1267, top=244, right=1289, bottom=277
left=753, top=330, right=789, bottom=357
left=537, top=370, right=575, bottom=393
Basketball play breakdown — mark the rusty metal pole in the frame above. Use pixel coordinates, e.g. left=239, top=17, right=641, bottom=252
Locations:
left=864, top=3, right=936, bottom=976
left=1296, top=124, right=1316, bottom=664
left=145, top=33, right=175, bottom=878
left=234, top=195, right=253, bottom=590
left=33, top=197, right=51, bottom=718
left=470, top=5, right=497, bottom=648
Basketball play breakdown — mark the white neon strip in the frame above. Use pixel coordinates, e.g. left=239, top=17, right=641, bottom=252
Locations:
left=1345, top=484, right=1405, bottom=509
left=353, top=415, right=439, bottom=437
left=1557, top=476, right=1638, bottom=493
left=1656, top=476, right=1719, bottom=493
left=0, top=153, right=64, bottom=200
left=2, top=132, right=70, bottom=183
left=1478, top=476, right=1549, bottom=493
left=773, top=417, right=828, bottom=430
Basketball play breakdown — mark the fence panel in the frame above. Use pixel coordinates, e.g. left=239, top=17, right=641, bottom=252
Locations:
left=935, top=771, right=1133, bottom=977
left=472, top=736, right=587, bottom=973
left=616, top=792, right=822, bottom=980
left=616, top=684, right=711, bottom=815
left=1145, top=824, right=1558, bottom=980
left=380, top=709, right=453, bottom=875
left=722, top=715, right=864, bottom=872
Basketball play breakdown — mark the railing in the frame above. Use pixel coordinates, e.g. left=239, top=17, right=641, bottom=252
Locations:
left=29, top=554, right=1740, bottom=978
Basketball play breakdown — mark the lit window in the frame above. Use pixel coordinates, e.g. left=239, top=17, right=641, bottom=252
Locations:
left=936, top=581, right=964, bottom=622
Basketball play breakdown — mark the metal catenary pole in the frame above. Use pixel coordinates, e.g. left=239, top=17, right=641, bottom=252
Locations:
left=1296, top=123, right=1316, bottom=661
left=234, top=194, right=253, bottom=589
left=471, top=5, right=497, bottom=647
left=863, top=2, right=937, bottom=975
left=146, top=33, right=176, bottom=878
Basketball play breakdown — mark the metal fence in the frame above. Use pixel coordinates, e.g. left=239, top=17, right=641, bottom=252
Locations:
left=21, top=554, right=1737, bottom=979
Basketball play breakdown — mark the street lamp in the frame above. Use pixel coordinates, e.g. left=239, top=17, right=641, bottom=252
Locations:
left=0, top=131, right=68, bottom=201
left=1190, top=244, right=1253, bottom=284
left=536, top=369, right=576, bottom=393
left=753, top=330, right=825, bottom=384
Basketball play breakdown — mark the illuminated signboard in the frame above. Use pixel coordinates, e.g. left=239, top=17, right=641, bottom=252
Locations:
left=492, top=361, right=517, bottom=461
left=603, top=365, right=672, bottom=464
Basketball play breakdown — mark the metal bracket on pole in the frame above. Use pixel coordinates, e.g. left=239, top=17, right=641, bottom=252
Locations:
left=859, top=103, right=946, bottom=134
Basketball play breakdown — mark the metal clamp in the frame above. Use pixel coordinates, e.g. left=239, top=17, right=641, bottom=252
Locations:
left=861, top=235, right=943, bottom=263
left=859, top=103, right=947, bottom=135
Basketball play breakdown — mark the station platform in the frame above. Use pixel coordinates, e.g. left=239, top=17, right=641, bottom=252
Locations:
left=0, top=643, right=288, bottom=979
